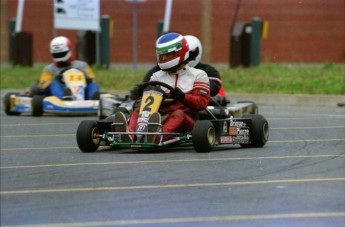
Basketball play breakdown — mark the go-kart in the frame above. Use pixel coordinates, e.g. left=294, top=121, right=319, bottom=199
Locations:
left=3, top=68, right=105, bottom=117
left=76, top=81, right=269, bottom=153
left=97, top=88, right=258, bottom=120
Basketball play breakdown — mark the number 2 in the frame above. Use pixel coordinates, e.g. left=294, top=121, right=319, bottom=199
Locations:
left=143, top=96, right=154, bottom=112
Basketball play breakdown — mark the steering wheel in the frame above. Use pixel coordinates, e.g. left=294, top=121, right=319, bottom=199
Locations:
left=141, top=81, right=174, bottom=92
left=139, top=80, right=178, bottom=106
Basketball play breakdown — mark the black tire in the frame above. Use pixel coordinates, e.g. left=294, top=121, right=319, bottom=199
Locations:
left=31, top=95, right=44, bottom=117
left=3, top=93, right=21, bottom=115
left=76, top=120, right=100, bottom=153
left=192, top=120, right=216, bottom=153
left=241, top=114, right=269, bottom=148
left=237, top=101, right=259, bottom=114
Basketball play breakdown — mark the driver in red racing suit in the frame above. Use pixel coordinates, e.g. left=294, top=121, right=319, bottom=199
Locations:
left=130, top=35, right=227, bottom=105
left=114, top=32, right=210, bottom=142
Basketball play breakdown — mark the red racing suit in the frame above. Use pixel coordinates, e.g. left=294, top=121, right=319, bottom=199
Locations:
left=129, top=65, right=210, bottom=136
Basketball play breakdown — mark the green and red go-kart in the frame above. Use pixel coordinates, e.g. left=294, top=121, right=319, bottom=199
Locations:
left=76, top=81, right=269, bottom=153
left=3, top=68, right=112, bottom=117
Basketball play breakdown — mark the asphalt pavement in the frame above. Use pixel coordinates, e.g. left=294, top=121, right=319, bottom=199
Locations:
left=1, top=103, right=344, bottom=226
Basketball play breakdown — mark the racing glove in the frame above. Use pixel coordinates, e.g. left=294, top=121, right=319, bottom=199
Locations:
left=170, top=87, right=185, bottom=102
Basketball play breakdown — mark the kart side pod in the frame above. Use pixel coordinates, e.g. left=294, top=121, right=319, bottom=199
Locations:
left=192, top=114, right=269, bottom=153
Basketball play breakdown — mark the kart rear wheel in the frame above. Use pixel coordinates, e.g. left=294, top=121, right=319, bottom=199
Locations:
left=240, top=114, right=269, bottom=148
left=31, top=95, right=43, bottom=117
left=192, top=120, right=216, bottom=153
left=76, top=120, right=100, bottom=153
left=3, top=93, right=21, bottom=115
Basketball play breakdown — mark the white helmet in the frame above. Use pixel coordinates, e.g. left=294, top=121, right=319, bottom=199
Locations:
left=50, top=36, right=72, bottom=62
left=156, top=32, right=189, bottom=71
left=185, top=35, right=202, bottom=67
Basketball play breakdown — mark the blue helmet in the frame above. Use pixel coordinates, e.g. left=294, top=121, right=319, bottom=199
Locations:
left=156, top=32, right=189, bottom=71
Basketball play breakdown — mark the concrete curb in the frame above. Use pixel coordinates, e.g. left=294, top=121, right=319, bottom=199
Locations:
left=1, top=89, right=344, bottom=107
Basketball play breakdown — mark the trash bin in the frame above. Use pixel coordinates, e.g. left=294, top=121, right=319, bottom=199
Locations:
left=230, top=22, right=251, bottom=68
left=12, top=31, right=33, bottom=67
left=230, top=17, right=262, bottom=68
left=77, top=30, right=96, bottom=66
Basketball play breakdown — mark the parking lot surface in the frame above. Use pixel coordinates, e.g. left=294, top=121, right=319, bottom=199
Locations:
left=1, top=102, right=345, bottom=226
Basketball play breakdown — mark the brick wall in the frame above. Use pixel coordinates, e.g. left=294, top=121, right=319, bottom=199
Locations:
left=2, top=0, right=344, bottom=65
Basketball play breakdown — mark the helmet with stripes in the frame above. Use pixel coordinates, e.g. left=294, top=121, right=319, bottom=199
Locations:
left=156, top=32, right=189, bottom=71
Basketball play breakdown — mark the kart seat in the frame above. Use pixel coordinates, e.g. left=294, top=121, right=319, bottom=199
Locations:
left=208, top=96, right=230, bottom=107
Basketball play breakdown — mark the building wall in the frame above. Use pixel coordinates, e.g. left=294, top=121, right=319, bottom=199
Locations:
left=2, top=0, right=344, bottom=65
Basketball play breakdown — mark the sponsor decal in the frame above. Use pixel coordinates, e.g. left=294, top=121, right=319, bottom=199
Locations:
left=234, top=136, right=250, bottom=144
left=221, top=135, right=250, bottom=144
left=237, top=128, right=249, bottom=136
left=230, top=121, right=246, bottom=127
left=220, top=136, right=233, bottom=143
left=136, top=123, right=147, bottom=132
left=229, top=126, right=237, bottom=136
left=138, top=117, right=149, bottom=123
left=141, top=111, right=150, bottom=118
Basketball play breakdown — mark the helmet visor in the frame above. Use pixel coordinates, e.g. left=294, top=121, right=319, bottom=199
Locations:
left=158, top=51, right=177, bottom=63
left=52, top=51, right=69, bottom=59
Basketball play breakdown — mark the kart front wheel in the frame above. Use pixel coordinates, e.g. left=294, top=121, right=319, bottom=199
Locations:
left=31, top=95, right=43, bottom=117
left=192, top=120, right=216, bottom=153
left=76, top=120, right=100, bottom=153
left=3, top=93, right=21, bottom=115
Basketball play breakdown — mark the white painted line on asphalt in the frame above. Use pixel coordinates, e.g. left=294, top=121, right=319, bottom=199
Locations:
left=1, top=178, right=345, bottom=195
left=1, top=138, right=344, bottom=151
left=269, top=138, right=345, bottom=143
left=2, top=154, right=345, bottom=169
left=2, top=212, right=345, bottom=227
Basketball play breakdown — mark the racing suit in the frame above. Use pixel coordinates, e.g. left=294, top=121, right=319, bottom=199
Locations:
left=128, top=65, right=210, bottom=137
left=34, top=60, right=99, bottom=100
left=133, top=62, right=224, bottom=100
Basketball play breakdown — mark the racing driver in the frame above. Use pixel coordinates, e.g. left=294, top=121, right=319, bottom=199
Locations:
left=28, top=36, right=100, bottom=100
left=114, top=32, right=210, bottom=142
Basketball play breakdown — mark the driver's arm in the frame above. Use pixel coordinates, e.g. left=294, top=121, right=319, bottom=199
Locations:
left=38, top=65, right=55, bottom=89
left=198, top=63, right=222, bottom=96
left=84, top=66, right=95, bottom=81
left=183, top=72, right=210, bottom=111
